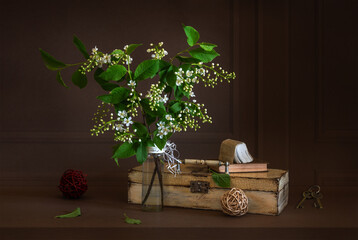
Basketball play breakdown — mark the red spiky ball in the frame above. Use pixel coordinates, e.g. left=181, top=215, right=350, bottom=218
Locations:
left=58, top=169, right=88, bottom=199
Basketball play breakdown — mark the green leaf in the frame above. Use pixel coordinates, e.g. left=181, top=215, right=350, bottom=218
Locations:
left=199, top=42, right=217, bottom=51
left=136, top=142, right=148, bottom=164
left=157, top=102, right=167, bottom=117
left=211, top=172, right=231, bottom=188
left=169, top=102, right=182, bottom=113
left=166, top=65, right=178, bottom=88
left=73, top=35, right=89, bottom=59
left=94, top=68, right=118, bottom=91
left=159, top=69, right=168, bottom=86
left=126, top=44, right=142, bottom=55
left=124, top=213, right=141, bottom=225
left=97, top=95, right=112, bottom=103
left=174, top=86, right=183, bottom=100
left=56, top=71, right=68, bottom=88
left=112, top=144, right=121, bottom=166
left=146, top=114, right=156, bottom=126
left=158, top=60, right=170, bottom=70
left=112, top=142, right=136, bottom=159
left=114, top=102, right=128, bottom=112
left=55, top=207, right=81, bottom=218
left=183, top=25, right=200, bottom=46
left=111, top=87, right=130, bottom=103
left=97, top=87, right=130, bottom=104
left=71, top=69, right=87, bottom=89
left=189, top=48, right=220, bottom=63
left=100, top=65, right=127, bottom=81
left=140, top=99, right=156, bottom=116
left=134, top=59, right=159, bottom=80
left=164, top=85, right=172, bottom=93
left=111, top=49, right=124, bottom=55
left=133, top=122, right=148, bottom=137
left=175, top=55, right=201, bottom=64
left=153, top=131, right=167, bottom=150
left=39, top=48, right=66, bottom=71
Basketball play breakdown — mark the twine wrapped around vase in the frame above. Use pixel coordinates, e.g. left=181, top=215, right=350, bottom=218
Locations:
left=221, top=188, right=249, bottom=216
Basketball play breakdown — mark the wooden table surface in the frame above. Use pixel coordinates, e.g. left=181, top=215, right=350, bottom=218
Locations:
left=0, top=180, right=357, bottom=240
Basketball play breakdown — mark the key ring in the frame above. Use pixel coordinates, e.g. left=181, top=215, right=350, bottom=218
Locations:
left=308, top=185, right=320, bottom=194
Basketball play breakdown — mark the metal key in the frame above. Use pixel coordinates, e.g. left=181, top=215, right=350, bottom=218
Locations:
left=296, top=191, right=312, bottom=209
left=312, top=191, right=323, bottom=209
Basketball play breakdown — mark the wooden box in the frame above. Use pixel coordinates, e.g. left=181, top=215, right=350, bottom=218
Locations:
left=128, top=164, right=289, bottom=215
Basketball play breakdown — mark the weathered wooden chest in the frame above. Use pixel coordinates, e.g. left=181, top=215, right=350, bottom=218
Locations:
left=128, top=164, right=289, bottom=215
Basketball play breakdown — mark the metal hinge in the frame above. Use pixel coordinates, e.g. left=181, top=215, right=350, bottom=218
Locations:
left=190, top=181, right=210, bottom=193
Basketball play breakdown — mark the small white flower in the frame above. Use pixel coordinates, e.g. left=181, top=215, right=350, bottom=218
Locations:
left=162, top=127, right=170, bottom=135
left=124, top=45, right=128, bottom=50
left=165, top=114, right=173, bottom=121
left=125, top=55, right=133, bottom=65
left=123, top=117, right=133, bottom=127
left=157, top=121, right=165, bottom=130
left=189, top=91, right=196, bottom=97
left=115, top=123, right=124, bottom=132
left=157, top=131, right=165, bottom=139
left=117, top=110, right=127, bottom=119
left=161, top=94, right=169, bottom=103
left=92, top=46, right=98, bottom=54
left=186, top=70, right=193, bottom=78
left=102, top=54, right=111, bottom=64
left=176, top=78, right=183, bottom=86
left=163, top=50, right=168, bottom=55
left=193, top=99, right=197, bottom=103
left=128, top=80, right=136, bottom=88
left=151, top=54, right=156, bottom=58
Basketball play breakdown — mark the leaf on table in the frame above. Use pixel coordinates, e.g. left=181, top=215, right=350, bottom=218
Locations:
left=211, top=171, right=231, bottom=188
left=124, top=213, right=141, bottom=224
left=55, top=207, right=81, bottom=218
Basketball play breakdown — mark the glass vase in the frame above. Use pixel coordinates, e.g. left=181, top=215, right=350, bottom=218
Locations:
left=141, top=146, right=164, bottom=211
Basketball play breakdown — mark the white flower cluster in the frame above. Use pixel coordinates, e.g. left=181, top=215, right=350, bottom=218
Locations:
left=91, top=46, right=112, bottom=68
left=147, top=42, right=168, bottom=60
left=145, top=83, right=167, bottom=111
left=174, top=67, right=204, bottom=95
left=117, top=110, right=133, bottom=127
left=182, top=103, right=211, bottom=131
left=126, top=82, right=141, bottom=117
left=197, top=63, right=236, bottom=88
left=156, top=115, right=181, bottom=139
left=113, top=110, right=134, bottom=142
left=80, top=45, right=135, bottom=74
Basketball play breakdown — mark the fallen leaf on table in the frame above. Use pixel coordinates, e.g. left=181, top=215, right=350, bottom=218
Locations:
left=55, top=207, right=81, bottom=218
left=211, top=171, right=231, bottom=188
left=124, top=213, right=141, bottom=224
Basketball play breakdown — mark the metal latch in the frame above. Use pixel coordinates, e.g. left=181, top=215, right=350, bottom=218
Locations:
left=190, top=181, right=209, bottom=193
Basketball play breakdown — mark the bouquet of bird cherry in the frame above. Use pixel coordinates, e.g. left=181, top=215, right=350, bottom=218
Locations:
left=39, top=25, right=236, bottom=168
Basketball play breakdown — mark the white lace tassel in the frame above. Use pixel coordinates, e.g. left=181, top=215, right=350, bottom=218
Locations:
left=162, top=141, right=181, bottom=175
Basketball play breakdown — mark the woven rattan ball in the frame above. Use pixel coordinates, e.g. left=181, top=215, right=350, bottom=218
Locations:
left=221, top=188, right=249, bottom=216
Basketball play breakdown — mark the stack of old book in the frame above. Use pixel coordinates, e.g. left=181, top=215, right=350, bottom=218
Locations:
left=128, top=139, right=289, bottom=215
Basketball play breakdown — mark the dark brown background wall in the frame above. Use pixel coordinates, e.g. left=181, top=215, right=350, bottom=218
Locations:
left=0, top=0, right=357, bottom=187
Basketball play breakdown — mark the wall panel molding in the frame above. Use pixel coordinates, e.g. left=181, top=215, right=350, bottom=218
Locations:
left=314, top=0, right=358, bottom=142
